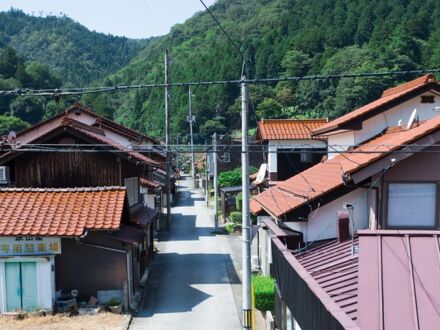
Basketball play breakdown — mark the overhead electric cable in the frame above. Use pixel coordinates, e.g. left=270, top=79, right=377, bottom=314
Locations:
left=2, top=69, right=439, bottom=97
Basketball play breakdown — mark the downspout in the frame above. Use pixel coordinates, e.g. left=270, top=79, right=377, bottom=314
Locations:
left=75, top=236, right=133, bottom=310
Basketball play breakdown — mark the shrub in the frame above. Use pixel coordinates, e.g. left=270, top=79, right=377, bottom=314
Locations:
left=229, top=211, right=242, bottom=224
left=236, top=192, right=242, bottom=211
left=225, top=222, right=235, bottom=234
left=107, top=297, right=121, bottom=306
left=252, top=275, right=275, bottom=311
left=218, top=166, right=258, bottom=188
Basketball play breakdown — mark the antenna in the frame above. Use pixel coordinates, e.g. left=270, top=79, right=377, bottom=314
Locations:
left=407, top=108, right=417, bottom=130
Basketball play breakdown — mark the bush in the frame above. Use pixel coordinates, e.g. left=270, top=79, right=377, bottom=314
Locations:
left=218, top=166, right=258, bottom=188
left=252, top=275, right=275, bottom=311
left=225, top=222, right=235, bottom=234
left=236, top=192, right=242, bottom=211
left=229, top=211, right=242, bottom=224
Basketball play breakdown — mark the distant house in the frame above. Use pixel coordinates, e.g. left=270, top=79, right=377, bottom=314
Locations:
left=254, top=119, right=327, bottom=181
left=251, top=75, right=440, bottom=329
left=0, top=103, right=170, bottom=312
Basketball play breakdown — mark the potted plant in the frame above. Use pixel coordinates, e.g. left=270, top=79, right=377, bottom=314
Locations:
left=107, top=298, right=122, bottom=314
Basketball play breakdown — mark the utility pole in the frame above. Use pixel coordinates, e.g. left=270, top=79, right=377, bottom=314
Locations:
left=241, top=75, right=252, bottom=330
left=205, top=141, right=209, bottom=206
left=188, top=86, right=196, bottom=188
left=164, top=50, right=171, bottom=229
left=213, top=132, right=219, bottom=232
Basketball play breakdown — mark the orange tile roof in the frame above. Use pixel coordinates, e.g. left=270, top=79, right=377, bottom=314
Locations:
left=313, top=74, right=438, bottom=135
left=0, top=187, right=126, bottom=236
left=251, top=115, right=440, bottom=217
left=255, top=119, right=328, bottom=141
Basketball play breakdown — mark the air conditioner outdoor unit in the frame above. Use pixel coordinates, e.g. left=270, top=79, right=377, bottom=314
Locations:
left=0, top=166, right=10, bottom=184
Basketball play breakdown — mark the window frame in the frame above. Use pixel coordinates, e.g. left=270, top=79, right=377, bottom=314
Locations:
left=384, top=180, right=439, bottom=230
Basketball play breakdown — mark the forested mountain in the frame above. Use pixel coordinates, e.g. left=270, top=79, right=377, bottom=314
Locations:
left=89, top=0, right=440, bottom=142
left=0, top=9, right=147, bottom=85
left=2, top=1, right=440, bottom=141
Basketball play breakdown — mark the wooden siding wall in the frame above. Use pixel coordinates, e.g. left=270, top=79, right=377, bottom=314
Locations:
left=56, top=235, right=128, bottom=300
left=14, top=152, right=120, bottom=187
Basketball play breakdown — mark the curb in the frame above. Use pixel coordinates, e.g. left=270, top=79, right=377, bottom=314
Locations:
left=122, top=313, right=133, bottom=330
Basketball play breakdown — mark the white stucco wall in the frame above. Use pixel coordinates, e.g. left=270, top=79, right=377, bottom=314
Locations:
left=354, top=91, right=440, bottom=145
left=327, top=131, right=355, bottom=159
left=284, top=188, right=370, bottom=242
left=327, top=91, right=440, bottom=158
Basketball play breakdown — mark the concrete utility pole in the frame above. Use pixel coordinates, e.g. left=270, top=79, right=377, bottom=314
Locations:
left=188, top=86, right=196, bottom=188
left=164, top=50, right=171, bottom=229
left=213, top=132, right=219, bottom=232
left=241, top=75, right=252, bottom=329
left=205, top=141, right=209, bottom=206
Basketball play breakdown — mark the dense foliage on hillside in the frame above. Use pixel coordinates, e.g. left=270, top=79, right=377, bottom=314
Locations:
left=2, top=1, right=440, bottom=141
left=0, top=46, right=62, bottom=134
left=95, top=0, right=440, bottom=142
left=0, top=9, right=147, bottom=85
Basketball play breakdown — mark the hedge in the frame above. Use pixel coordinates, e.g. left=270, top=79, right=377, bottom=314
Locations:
left=229, top=211, right=242, bottom=224
left=252, top=275, right=275, bottom=311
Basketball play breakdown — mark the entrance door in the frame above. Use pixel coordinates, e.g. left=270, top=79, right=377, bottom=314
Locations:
left=5, top=262, right=37, bottom=311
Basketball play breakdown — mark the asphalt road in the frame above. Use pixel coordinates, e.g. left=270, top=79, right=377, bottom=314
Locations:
left=130, top=176, right=241, bottom=330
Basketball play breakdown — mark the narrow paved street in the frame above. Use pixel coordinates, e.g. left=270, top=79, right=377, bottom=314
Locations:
left=130, top=176, right=241, bottom=330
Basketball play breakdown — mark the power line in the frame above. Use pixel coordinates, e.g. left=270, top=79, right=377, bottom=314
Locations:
left=2, top=69, right=439, bottom=97
left=199, top=0, right=244, bottom=60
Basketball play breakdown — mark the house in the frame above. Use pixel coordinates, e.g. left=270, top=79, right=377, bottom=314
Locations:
left=250, top=74, right=440, bottom=329
left=254, top=119, right=327, bottom=181
left=0, top=103, right=168, bottom=312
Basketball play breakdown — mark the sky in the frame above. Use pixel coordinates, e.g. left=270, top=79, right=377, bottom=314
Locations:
left=0, top=0, right=217, bottom=39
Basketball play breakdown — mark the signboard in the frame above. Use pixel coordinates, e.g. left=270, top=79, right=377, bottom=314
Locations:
left=0, top=237, right=61, bottom=256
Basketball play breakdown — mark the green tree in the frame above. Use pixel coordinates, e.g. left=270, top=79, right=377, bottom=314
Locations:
left=0, top=114, right=30, bottom=134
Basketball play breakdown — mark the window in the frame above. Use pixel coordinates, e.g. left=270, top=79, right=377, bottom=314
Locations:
left=300, top=151, right=313, bottom=163
left=387, top=183, right=437, bottom=228
left=124, top=177, right=139, bottom=206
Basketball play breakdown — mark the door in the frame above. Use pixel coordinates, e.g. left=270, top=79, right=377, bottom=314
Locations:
left=5, top=262, right=21, bottom=311
left=5, top=262, right=37, bottom=311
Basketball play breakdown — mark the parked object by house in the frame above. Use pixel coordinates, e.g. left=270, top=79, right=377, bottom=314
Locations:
left=254, top=119, right=327, bottom=181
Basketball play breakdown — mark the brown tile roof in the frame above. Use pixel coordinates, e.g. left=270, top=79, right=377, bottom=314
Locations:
left=0, top=187, right=126, bottom=236
left=313, top=74, right=438, bottom=135
left=62, top=118, right=161, bottom=168
left=129, top=206, right=159, bottom=228
left=110, top=224, right=145, bottom=245
left=140, top=177, right=163, bottom=189
left=251, top=115, right=440, bottom=217
left=16, top=103, right=160, bottom=144
left=255, top=119, right=328, bottom=141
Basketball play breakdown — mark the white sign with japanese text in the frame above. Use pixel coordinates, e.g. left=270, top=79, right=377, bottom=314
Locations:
left=0, top=237, right=61, bottom=256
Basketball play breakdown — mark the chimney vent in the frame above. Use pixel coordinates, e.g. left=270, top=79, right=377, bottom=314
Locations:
left=336, top=211, right=350, bottom=242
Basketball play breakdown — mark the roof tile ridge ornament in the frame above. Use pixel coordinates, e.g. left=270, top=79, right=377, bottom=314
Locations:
left=381, top=74, right=437, bottom=98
